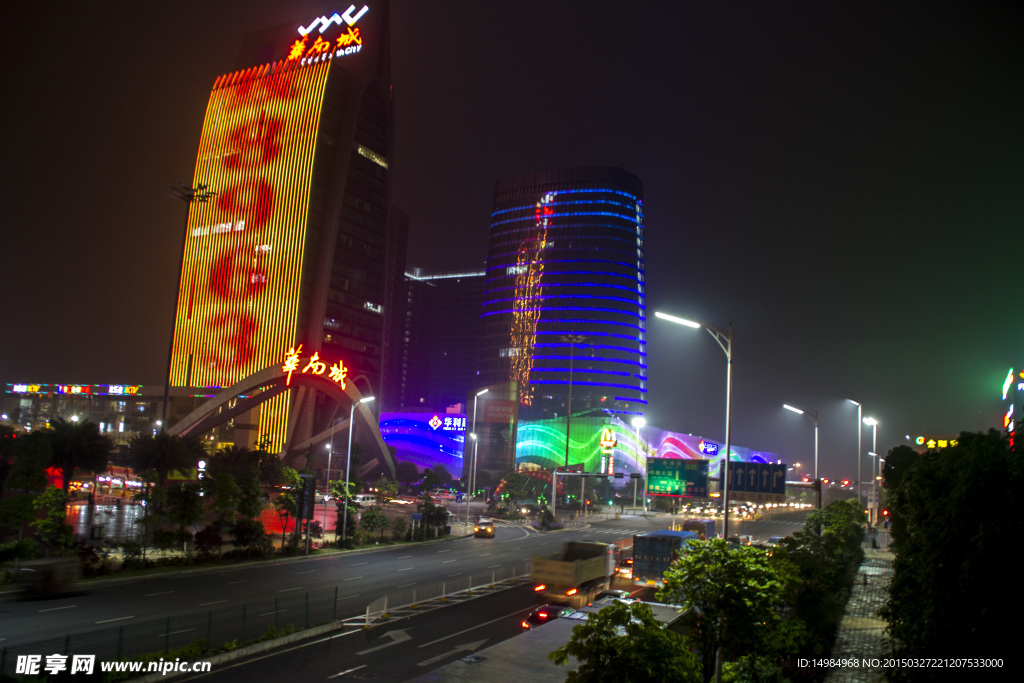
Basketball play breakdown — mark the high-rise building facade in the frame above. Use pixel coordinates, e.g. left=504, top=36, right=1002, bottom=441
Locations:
left=399, top=267, right=486, bottom=411
left=167, top=5, right=396, bottom=452
left=478, top=167, right=646, bottom=420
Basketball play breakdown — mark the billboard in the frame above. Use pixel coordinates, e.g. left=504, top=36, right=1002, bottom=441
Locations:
left=379, top=412, right=466, bottom=475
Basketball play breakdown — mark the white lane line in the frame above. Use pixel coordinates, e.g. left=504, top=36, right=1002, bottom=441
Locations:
left=397, top=567, right=414, bottom=572
left=39, top=605, right=77, bottom=613
left=338, top=594, right=360, bottom=601
left=344, top=576, right=363, bottom=582
left=199, top=600, right=228, bottom=606
left=145, top=591, right=174, bottom=597
left=488, top=564, right=502, bottom=568
left=157, top=628, right=195, bottom=637
left=418, top=607, right=529, bottom=648
left=279, top=587, right=304, bottom=592
left=258, top=610, right=286, bottom=617
left=447, top=573, right=463, bottom=577
left=436, top=549, right=451, bottom=553
left=442, top=560, right=456, bottom=564
left=397, top=555, right=412, bottom=559
left=96, top=616, right=134, bottom=624
left=398, top=583, right=416, bottom=588
left=329, top=665, right=367, bottom=678
left=478, top=553, right=492, bottom=557
left=296, top=570, right=314, bottom=575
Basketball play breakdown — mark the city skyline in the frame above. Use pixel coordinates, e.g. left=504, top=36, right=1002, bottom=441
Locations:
left=3, top=1, right=1021, bottom=482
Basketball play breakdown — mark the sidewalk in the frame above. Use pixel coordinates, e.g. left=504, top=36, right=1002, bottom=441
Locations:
left=823, top=540, right=894, bottom=683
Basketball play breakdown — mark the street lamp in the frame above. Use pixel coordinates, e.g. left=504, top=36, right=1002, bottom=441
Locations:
left=783, top=404, right=820, bottom=508
left=341, top=395, right=375, bottom=548
left=655, top=311, right=734, bottom=539
left=848, top=400, right=863, bottom=505
left=468, top=388, right=488, bottom=527
left=864, top=417, right=879, bottom=523
left=631, top=416, right=646, bottom=514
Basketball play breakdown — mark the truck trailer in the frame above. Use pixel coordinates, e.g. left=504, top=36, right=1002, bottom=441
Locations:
left=531, top=541, right=618, bottom=608
left=632, top=529, right=699, bottom=586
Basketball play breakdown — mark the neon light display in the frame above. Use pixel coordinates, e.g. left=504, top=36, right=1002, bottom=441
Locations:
left=379, top=412, right=465, bottom=474
left=6, top=383, right=142, bottom=396
left=169, top=57, right=333, bottom=451
left=515, top=416, right=776, bottom=478
left=289, top=6, right=370, bottom=63
left=480, top=168, right=647, bottom=415
left=281, top=345, right=348, bottom=387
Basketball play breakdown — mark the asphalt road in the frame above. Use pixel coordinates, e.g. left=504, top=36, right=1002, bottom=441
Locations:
left=0, top=510, right=808, bottom=675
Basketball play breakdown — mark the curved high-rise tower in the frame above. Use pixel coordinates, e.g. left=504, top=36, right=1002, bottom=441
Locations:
left=478, top=167, right=646, bottom=419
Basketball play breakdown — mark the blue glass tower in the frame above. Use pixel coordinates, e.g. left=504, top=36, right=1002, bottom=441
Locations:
left=478, top=167, right=646, bottom=419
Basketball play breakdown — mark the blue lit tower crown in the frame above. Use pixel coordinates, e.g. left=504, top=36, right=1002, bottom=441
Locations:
left=478, top=167, right=645, bottom=418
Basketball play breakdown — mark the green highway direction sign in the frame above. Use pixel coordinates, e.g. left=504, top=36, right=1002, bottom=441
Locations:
left=646, top=458, right=709, bottom=498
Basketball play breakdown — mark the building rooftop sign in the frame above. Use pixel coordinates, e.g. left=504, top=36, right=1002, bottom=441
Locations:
left=289, top=5, right=370, bottom=64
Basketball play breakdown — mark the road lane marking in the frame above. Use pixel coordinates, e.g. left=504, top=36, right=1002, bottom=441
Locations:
left=397, top=555, right=412, bottom=559
left=199, top=600, right=228, bottom=606
left=258, top=610, right=286, bottom=617
left=442, top=560, right=456, bottom=564
left=329, top=665, right=367, bottom=679
left=488, top=564, right=502, bottom=568
left=436, top=549, right=451, bottom=553
left=447, top=573, right=463, bottom=577
left=344, top=576, right=363, bottom=581
left=39, top=605, right=77, bottom=612
left=478, top=553, right=492, bottom=557
left=396, top=567, right=414, bottom=572
left=296, top=570, right=314, bottom=575
left=96, top=616, right=134, bottom=624
left=158, top=629, right=195, bottom=637
left=398, top=583, right=416, bottom=588
left=145, top=591, right=174, bottom=597
left=279, top=587, right=304, bottom=592
left=419, top=607, right=528, bottom=648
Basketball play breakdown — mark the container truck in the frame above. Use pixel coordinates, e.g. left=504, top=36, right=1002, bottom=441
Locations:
left=632, top=530, right=699, bottom=586
left=682, top=518, right=717, bottom=540
left=532, top=541, right=618, bottom=608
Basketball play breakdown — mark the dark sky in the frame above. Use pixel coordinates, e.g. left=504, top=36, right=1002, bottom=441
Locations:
left=3, top=1, right=1021, bottom=482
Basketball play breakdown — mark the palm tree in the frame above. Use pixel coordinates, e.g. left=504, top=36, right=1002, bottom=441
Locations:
left=46, top=418, right=112, bottom=498
left=128, top=432, right=207, bottom=489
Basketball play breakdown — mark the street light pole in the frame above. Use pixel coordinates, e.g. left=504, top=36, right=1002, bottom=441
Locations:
left=848, top=400, right=862, bottom=507
left=783, top=404, right=820, bottom=508
left=341, top=395, right=374, bottom=548
left=631, top=416, right=646, bottom=514
left=655, top=311, right=734, bottom=539
left=864, top=417, right=878, bottom=522
left=467, top=388, right=488, bottom=527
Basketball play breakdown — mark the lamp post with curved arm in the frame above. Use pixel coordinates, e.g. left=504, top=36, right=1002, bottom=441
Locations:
left=655, top=311, right=734, bottom=539
left=783, top=404, right=820, bottom=508
left=341, top=396, right=374, bottom=548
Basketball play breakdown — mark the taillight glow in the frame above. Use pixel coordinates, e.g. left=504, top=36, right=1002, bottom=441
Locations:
left=534, top=584, right=546, bottom=592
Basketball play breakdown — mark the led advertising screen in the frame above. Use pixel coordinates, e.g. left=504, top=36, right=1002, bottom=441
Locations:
left=379, top=413, right=466, bottom=476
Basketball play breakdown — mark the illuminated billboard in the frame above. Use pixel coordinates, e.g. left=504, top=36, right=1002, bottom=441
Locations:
left=647, top=458, right=709, bottom=497
left=168, top=58, right=333, bottom=449
left=379, top=412, right=466, bottom=475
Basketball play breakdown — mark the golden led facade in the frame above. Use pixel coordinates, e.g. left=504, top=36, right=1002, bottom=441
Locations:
left=508, top=192, right=553, bottom=405
left=169, top=59, right=332, bottom=450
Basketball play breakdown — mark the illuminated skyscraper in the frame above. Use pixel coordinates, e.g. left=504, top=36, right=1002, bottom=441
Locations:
left=167, top=5, right=396, bottom=453
left=478, top=167, right=646, bottom=419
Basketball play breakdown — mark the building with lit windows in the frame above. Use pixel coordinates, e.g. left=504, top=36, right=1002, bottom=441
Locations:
left=478, top=167, right=646, bottom=421
left=166, top=5, right=398, bottom=454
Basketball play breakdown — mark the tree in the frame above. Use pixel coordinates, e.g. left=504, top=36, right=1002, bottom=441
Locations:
left=165, top=482, right=205, bottom=545
left=208, top=472, right=242, bottom=525
left=549, top=601, right=700, bottom=682
left=3, top=430, right=50, bottom=494
left=421, top=464, right=452, bottom=491
left=880, top=431, right=1020, bottom=671
left=31, top=486, right=74, bottom=556
left=45, top=417, right=112, bottom=498
left=881, top=444, right=918, bottom=491
left=658, top=539, right=787, bottom=683
left=360, top=505, right=390, bottom=540
left=373, top=476, right=398, bottom=508
left=394, top=460, right=420, bottom=484
left=129, top=432, right=206, bottom=489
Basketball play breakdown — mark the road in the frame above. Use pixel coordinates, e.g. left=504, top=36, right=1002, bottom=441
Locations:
left=0, top=509, right=808, bottom=677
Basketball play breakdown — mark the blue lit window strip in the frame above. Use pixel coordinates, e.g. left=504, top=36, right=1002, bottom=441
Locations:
left=492, top=187, right=641, bottom=214
left=481, top=305, right=643, bottom=319
left=533, top=342, right=647, bottom=357
left=531, top=367, right=634, bottom=378
left=530, top=379, right=644, bottom=392
left=484, top=258, right=646, bottom=276
left=615, top=398, right=649, bottom=405
left=534, top=331, right=643, bottom=343
left=491, top=194, right=641, bottom=218
left=532, top=355, right=645, bottom=368
left=541, top=321, right=646, bottom=332
left=481, top=292, right=643, bottom=309
left=485, top=281, right=641, bottom=297
left=490, top=213, right=639, bottom=231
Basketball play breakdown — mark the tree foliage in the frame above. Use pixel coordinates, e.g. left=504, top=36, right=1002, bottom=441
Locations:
left=421, top=464, right=452, bottom=491
left=129, top=432, right=206, bottom=489
left=880, top=430, right=1020, bottom=672
left=658, top=539, right=788, bottom=683
left=45, top=417, right=112, bottom=497
left=549, top=601, right=700, bottom=683
left=360, top=505, right=390, bottom=540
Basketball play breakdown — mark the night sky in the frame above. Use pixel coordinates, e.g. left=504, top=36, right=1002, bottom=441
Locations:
left=3, top=1, right=1021, bottom=483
